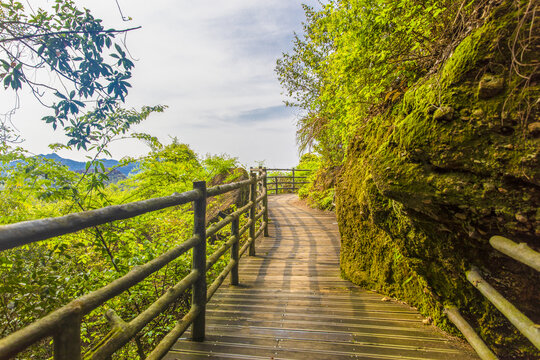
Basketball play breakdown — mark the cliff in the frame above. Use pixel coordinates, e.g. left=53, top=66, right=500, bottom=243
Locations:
left=335, top=2, right=539, bottom=358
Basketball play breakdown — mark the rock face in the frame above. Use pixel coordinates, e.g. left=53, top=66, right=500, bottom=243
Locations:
left=206, top=168, right=249, bottom=224
left=335, top=2, right=539, bottom=358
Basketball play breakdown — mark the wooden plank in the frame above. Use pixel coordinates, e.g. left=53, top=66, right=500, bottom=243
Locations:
left=168, top=194, right=478, bottom=359
left=204, top=309, right=423, bottom=323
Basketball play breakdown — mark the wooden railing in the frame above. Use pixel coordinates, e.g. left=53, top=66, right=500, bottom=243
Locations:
left=263, top=168, right=310, bottom=194
left=0, top=170, right=268, bottom=360
left=444, top=235, right=540, bottom=360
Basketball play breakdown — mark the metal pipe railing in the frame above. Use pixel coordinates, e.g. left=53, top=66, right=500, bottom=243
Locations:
left=0, top=168, right=269, bottom=360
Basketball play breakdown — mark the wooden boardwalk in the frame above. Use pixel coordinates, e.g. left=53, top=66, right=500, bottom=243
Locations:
left=167, top=194, right=477, bottom=360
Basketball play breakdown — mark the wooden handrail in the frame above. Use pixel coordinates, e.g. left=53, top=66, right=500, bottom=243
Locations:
left=444, top=306, right=498, bottom=360
left=0, top=169, right=269, bottom=360
left=265, top=168, right=311, bottom=194
left=0, top=190, right=201, bottom=251
left=270, top=175, right=308, bottom=179
left=467, top=267, right=540, bottom=350
left=265, top=168, right=311, bottom=171
left=489, top=236, right=540, bottom=272
left=447, top=235, right=540, bottom=358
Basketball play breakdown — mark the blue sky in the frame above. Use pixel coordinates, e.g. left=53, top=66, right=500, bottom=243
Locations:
left=1, top=0, right=319, bottom=167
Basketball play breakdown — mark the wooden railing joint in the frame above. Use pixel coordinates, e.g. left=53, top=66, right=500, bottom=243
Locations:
left=0, top=169, right=269, bottom=359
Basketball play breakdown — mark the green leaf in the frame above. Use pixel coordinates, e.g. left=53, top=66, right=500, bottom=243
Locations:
left=54, top=92, right=67, bottom=100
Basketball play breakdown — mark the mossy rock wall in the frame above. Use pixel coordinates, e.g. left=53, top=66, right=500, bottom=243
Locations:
left=336, top=2, right=539, bottom=358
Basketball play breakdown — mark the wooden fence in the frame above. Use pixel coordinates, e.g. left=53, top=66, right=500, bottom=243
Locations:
left=0, top=170, right=269, bottom=360
left=262, top=168, right=310, bottom=195
left=444, top=235, right=540, bottom=359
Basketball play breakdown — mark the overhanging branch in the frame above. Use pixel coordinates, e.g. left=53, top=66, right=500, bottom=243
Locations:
left=0, top=26, right=141, bottom=44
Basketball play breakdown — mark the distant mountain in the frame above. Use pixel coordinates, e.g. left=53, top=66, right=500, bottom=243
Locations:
left=37, top=154, right=139, bottom=176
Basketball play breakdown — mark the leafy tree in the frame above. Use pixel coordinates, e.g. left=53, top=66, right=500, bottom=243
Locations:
left=0, top=141, right=247, bottom=358
left=0, top=0, right=167, bottom=212
left=276, top=0, right=478, bottom=163
left=203, top=153, right=239, bottom=178
left=122, top=139, right=204, bottom=201
left=0, top=0, right=140, bottom=149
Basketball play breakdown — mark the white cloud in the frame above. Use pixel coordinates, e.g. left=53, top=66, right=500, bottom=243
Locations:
left=1, top=0, right=319, bottom=167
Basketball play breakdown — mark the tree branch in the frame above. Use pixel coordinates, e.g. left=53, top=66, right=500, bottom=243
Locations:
left=0, top=26, right=141, bottom=44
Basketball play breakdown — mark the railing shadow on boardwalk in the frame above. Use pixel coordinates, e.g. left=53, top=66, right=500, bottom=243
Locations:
left=1, top=165, right=531, bottom=359
left=168, top=194, right=479, bottom=360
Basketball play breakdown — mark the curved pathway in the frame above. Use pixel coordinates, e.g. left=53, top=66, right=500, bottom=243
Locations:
left=167, top=194, right=477, bottom=359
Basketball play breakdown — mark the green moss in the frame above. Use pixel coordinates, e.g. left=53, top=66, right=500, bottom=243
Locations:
left=296, top=154, right=339, bottom=211
left=336, top=1, right=540, bottom=358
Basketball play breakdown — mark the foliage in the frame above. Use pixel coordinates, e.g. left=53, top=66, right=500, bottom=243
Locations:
left=119, top=138, right=204, bottom=202
left=0, top=2, right=248, bottom=357
left=203, top=153, right=238, bottom=179
left=0, top=104, right=165, bottom=227
left=300, top=0, right=540, bottom=358
left=296, top=153, right=320, bottom=198
left=0, top=0, right=139, bottom=149
left=276, top=0, right=486, bottom=164
left=296, top=153, right=336, bottom=210
left=0, top=142, right=246, bottom=358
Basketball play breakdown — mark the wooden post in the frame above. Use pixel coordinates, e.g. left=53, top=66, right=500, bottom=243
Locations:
left=53, top=314, right=81, bottom=360
left=274, top=176, right=278, bottom=194
left=191, top=181, right=207, bottom=341
left=263, top=168, right=269, bottom=237
left=249, top=172, right=256, bottom=256
left=258, top=166, right=264, bottom=205
left=230, top=216, right=239, bottom=285
left=292, top=168, right=296, bottom=192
